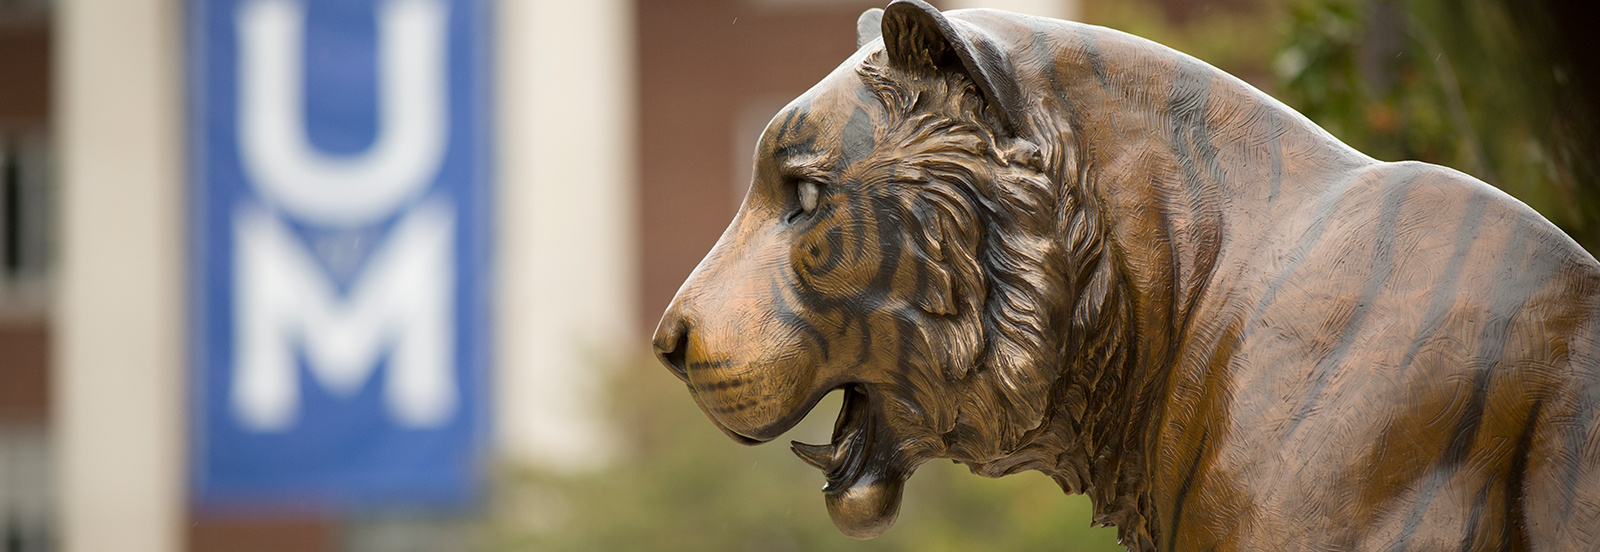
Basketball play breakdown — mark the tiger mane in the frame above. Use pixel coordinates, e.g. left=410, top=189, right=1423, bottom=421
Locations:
left=856, top=52, right=1154, bottom=549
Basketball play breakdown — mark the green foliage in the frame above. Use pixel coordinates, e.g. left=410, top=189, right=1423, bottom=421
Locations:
left=478, top=358, right=1126, bottom=552
left=1084, top=0, right=1284, bottom=87
left=1276, top=0, right=1600, bottom=250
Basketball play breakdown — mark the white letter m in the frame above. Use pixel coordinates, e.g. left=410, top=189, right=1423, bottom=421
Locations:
left=232, top=201, right=457, bottom=431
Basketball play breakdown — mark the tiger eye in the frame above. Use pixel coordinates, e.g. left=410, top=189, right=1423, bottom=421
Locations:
left=799, top=181, right=820, bottom=213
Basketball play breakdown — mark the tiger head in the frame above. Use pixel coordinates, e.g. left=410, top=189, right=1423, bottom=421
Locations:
left=653, top=0, right=1116, bottom=539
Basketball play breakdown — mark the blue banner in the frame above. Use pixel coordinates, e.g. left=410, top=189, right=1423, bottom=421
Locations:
left=190, top=0, right=490, bottom=509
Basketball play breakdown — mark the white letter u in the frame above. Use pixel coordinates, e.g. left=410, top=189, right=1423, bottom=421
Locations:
left=237, top=0, right=449, bottom=226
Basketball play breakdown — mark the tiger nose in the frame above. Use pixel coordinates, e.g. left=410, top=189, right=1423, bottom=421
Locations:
left=653, top=308, right=692, bottom=383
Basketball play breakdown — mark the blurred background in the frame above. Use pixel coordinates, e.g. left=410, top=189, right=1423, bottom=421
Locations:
left=0, top=0, right=1595, bottom=550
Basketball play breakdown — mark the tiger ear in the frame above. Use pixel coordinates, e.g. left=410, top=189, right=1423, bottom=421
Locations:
left=880, top=0, right=1027, bottom=135
left=857, top=8, right=883, bottom=49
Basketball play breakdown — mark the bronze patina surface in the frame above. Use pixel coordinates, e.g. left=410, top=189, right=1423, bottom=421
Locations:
left=651, top=1, right=1600, bottom=549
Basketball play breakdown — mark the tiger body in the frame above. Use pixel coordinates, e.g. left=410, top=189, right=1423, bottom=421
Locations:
left=1031, top=13, right=1600, bottom=551
left=653, top=2, right=1600, bottom=550
left=1160, top=157, right=1600, bottom=551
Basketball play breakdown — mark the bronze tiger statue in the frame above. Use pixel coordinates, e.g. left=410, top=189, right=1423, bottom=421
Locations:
left=651, top=1, right=1600, bottom=550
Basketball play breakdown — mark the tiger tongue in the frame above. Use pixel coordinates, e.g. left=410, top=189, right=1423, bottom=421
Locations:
left=823, top=471, right=906, bottom=539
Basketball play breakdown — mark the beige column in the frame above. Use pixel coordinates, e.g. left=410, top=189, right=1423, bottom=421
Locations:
left=943, top=0, right=1080, bottom=21
left=496, top=0, right=636, bottom=471
left=52, top=0, right=184, bottom=551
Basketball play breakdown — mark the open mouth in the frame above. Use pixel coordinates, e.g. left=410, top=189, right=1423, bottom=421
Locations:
left=696, top=381, right=906, bottom=539
left=789, top=384, right=873, bottom=492
left=786, top=384, right=905, bottom=540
